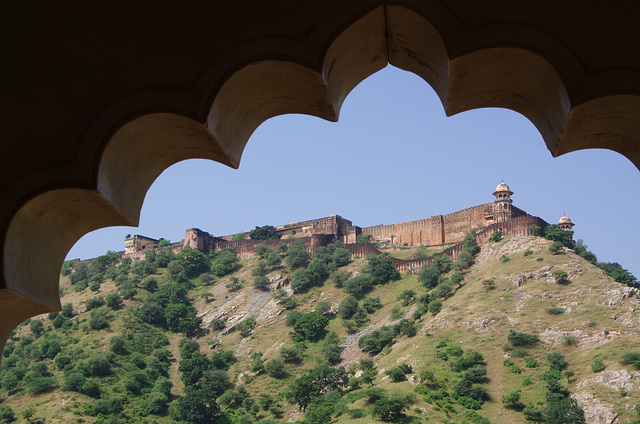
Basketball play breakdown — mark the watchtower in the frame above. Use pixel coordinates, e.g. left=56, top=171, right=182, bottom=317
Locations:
left=558, top=215, right=575, bottom=234
left=493, top=182, right=514, bottom=223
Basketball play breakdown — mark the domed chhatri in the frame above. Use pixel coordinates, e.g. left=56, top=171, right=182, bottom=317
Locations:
left=558, top=215, right=575, bottom=232
left=492, top=181, right=513, bottom=223
left=493, top=182, right=513, bottom=196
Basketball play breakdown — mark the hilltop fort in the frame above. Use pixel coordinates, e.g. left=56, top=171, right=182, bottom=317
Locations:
left=124, top=182, right=573, bottom=273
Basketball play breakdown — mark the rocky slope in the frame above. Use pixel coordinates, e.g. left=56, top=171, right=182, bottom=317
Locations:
left=2, top=235, right=640, bottom=424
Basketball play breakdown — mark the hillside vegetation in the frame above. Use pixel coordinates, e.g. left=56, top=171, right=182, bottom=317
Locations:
left=1, top=234, right=640, bottom=424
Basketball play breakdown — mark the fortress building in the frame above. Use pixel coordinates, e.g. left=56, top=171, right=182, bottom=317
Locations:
left=124, top=234, right=160, bottom=254
left=125, top=182, right=575, bottom=270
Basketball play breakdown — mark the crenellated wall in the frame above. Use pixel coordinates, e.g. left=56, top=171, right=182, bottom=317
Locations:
left=360, top=203, right=497, bottom=247
left=123, top=188, right=551, bottom=274
left=214, top=234, right=334, bottom=259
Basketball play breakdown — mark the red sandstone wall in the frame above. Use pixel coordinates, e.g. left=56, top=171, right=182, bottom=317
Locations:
left=359, top=203, right=494, bottom=247
left=442, top=203, right=493, bottom=243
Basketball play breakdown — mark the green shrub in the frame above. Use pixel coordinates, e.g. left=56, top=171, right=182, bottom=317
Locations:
left=225, top=277, right=242, bottom=291
left=265, top=359, right=286, bottom=379
left=508, top=330, right=539, bottom=346
left=210, top=318, right=226, bottom=331
left=390, top=305, right=404, bottom=320
left=621, top=352, right=640, bottom=367
left=547, top=352, right=567, bottom=370
left=85, top=296, right=105, bottom=311
left=525, top=357, right=539, bottom=368
left=500, top=255, right=510, bottom=263
left=562, top=335, right=578, bottom=346
left=489, top=231, right=502, bottom=242
left=362, top=297, right=382, bottom=314
left=428, top=299, right=442, bottom=315
left=482, top=279, right=495, bottom=291
left=522, top=377, right=533, bottom=386
left=553, top=269, right=570, bottom=285
left=591, top=357, right=605, bottom=372
left=546, top=307, right=565, bottom=315
left=358, top=326, right=396, bottom=355
left=523, top=250, right=533, bottom=256
left=511, top=348, right=530, bottom=358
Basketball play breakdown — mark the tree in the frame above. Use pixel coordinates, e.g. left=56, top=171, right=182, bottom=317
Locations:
left=338, top=296, right=359, bottom=319
left=287, top=365, right=348, bottom=410
left=547, top=352, right=567, bottom=370
left=397, top=289, right=416, bottom=306
left=280, top=345, right=302, bottom=364
left=549, top=241, right=563, bottom=254
left=138, top=298, right=165, bottom=325
left=553, top=269, right=570, bottom=285
left=489, top=230, right=503, bottom=242
left=265, top=358, right=286, bottom=379
left=366, top=254, right=400, bottom=285
left=343, top=275, right=374, bottom=299
left=29, top=319, right=44, bottom=337
left=530, top=224, right=542, bottom=235
left=164, top=304, right=202, bottom=335
left=293, top=312, right=329, bottom=341
left=61, top=302, right=74, bottom=318
left=110, top=335, right=127, bottom=354
left=545, top=224, right=574, bottom=247
left=211, top=249, right=240, bottom=277
left=105, top=292, right=122, bottom=309
left=501, top=388, right=524, bottom=410
left=358, top=326, right=396, bottom=354
left=286, top=240, right=310, bottom=269
left=321, top=332, right=342, bottom=364
left=178, top=248, right=211, bottom=278
left=85, top=296, right=105, bottom=310
left=250, top=225, right=281, bottom=240
left=508, top=330, right=539, bottom=346
left=0, top=405, right=16, bottom=423
left=433, top=282, right=453, bottom=299
left=419, top=266, right=440, bottom=289
left=264, top=248, right=282, bottom=268
left=176, top=388, right=222, bottom=423
left=598, top=262, right=637, bottom=287
left=89, top=308, right=109, bottom=330
left=455, top=249, right=476, bottom=270
left=545, top=398, right=586, bottom=424
left=253, top=275, right=270, bottom=290
left=371, top=394, right=413, bottom=422
left=362, top=296, right=383, bottom=313
left=290, top=268, right=315, bottom=293
left=428, top=299, right=442, bottom=314
left=462, top=229, right=480, bottom=255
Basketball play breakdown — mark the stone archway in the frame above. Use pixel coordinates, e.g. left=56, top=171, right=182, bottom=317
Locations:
left=2, top=2, right=640, bottom=354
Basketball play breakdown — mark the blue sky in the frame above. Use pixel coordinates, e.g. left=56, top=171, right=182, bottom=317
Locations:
left=67, top=66, right=640, bottom=278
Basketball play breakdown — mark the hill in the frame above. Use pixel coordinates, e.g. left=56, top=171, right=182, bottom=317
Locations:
left=1, top=234, right=640, bottom=424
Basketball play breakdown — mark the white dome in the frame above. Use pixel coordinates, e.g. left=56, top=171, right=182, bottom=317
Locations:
left=559, top=215, right=573, bottom=224
left=495, top=182, right=511, bottom=192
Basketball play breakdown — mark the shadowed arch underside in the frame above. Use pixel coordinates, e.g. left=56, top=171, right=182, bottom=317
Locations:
left=2, top=2, right=640, bottom=355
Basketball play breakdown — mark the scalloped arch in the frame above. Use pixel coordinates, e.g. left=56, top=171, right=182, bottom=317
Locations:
left=3, top=4, right=640, bottom=356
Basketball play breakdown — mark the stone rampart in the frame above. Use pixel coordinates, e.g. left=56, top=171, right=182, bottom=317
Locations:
left=359, top=203, right=495, bottom=247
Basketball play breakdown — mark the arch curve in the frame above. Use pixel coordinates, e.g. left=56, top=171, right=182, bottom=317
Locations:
left=3, top=3, right=640, bottom=357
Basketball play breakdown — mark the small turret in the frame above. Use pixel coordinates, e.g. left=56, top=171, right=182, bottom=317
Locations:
left=558, top=215, right=575, bottom=234
left=493, top=181, right=513, bottom=223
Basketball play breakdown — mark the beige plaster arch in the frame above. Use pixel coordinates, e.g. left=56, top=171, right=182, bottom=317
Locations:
left=2, top=2, right=640, bottom=357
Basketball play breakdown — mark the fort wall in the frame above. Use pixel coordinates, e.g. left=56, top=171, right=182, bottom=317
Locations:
left=360, top=203, right=495, bottom=247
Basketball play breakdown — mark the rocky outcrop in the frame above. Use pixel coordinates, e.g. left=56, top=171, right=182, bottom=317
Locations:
left=573, top=391, right=619, bottom=424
